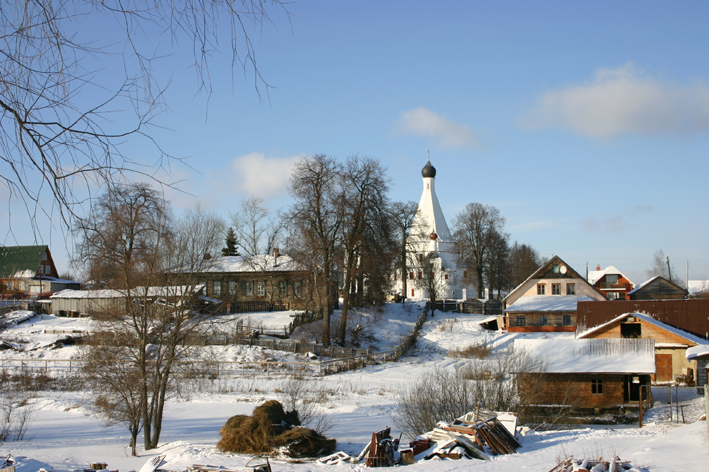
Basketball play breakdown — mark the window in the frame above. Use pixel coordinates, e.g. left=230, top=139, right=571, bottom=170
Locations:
left=566, top=283, right=575, bottom=295
left=394, top=272, right=397, bottom=281
left=246, top=282, right=253, bottom=296
left=295, top=281, right=302, bottom=297
left=257, top=281, right=265, bottom=296
left=552, top=283, right=561, bottom=295
left=563, top=315, right=571, bottom=326
left=553, top=264, right=560, bottom=273
left=42, top=252, right=47, bottom=261
left=606, top=274, right=619, bottom=285
left=419, top=253, right=423, bottom=262
left=411, top=288, right=415, bottom=297
left=444, top=274, right=449, bottom=280
left=39, top=265, right=44, bottom=274
left=417, top=271, right=422, bottom=279
left=539, top=315, right=548, bottom=326
left=591, top=379, right=603, bottom=394
left=621, top=323, right=641, bottom=338
left=607, top=292, right=620, bottom=300
left=228, top=281, right=236, bottom=295
left=46, top=265, right=51, bottom=274
left=409, top=271, right=414, bottom=280
left=279, top=281, right=287, bottom=296
left=213, top=281, right=222, bottom=296
left=517, top=316, right=526, bottom=326
left=537, top=284, right=545, bottom=295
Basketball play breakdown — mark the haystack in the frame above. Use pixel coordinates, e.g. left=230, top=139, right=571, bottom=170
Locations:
left=217, top=400, right=335, bottom=458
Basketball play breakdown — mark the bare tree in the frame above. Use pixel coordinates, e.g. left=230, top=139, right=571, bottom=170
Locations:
left=288, top=155, right=346, bottom=346
left=453, top=203, right=506, bottom=298
left=78, top=187, right=225, bottom=451
left=336, top=156, right=390, bottom=344
left=388, top=201, right=418, bottom=301
left=1, top=0, right=291, bottom=235
left=484, top=230, right=510, bottom=299
left=646, top=249, right=681, bottom=284
left=231, top=197, right=284, bottom=257
left=508, top=242, right=543, bottom=288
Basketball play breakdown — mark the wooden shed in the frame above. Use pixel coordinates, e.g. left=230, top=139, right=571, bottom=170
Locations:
left=577, top=313, right=707, bottom=384
left=515, top=338, right=655, bottom=412
left=627, top=276, right=688, bottom=300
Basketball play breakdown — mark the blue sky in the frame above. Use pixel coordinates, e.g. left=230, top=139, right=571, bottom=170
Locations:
left=3, top=1, right=709, bottom=284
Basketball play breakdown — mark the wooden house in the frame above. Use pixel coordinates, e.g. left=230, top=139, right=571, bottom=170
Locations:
left=515, top=338, right=655, bottom=412
left=502, top=256, right=607, bottom=332
left=686, top=345, right=709, bottom=393
left=587, top=265, right=635, bottom=300
left=0, top=245, right=79, bottom=296
left=627, top=276, right=688, bottom=300
left=577, top=312, right=707, bottom=384
left=170, top=249, right=312, bottom=312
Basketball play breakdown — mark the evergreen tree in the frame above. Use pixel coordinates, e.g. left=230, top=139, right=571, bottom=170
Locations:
left=222, top=228, right=241, bottom=256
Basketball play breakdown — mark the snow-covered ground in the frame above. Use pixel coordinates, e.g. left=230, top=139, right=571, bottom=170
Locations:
left=1, top=304, right=707, bottom=472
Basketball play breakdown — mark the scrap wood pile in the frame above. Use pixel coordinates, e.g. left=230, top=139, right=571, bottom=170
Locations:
left=216, top=400, right=336, bottom=458
left=550, top=456, right=647, bottom=472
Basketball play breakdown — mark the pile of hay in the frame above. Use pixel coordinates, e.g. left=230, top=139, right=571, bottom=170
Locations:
left=217, top=400, right=336, bottom=458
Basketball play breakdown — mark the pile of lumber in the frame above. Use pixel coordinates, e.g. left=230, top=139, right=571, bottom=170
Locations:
left=550, top=456, right=646, bottom=472
left=429, top=416, right=521, bottom=457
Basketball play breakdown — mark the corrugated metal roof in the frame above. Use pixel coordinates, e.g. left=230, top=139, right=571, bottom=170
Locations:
left=0, top=245, right=47, bottom=278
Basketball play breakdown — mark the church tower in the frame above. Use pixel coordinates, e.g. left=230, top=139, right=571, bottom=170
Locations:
left=400, top=157, right=471, bottom=301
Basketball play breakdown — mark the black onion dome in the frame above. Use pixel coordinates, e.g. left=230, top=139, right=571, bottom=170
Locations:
left=421, top=160, right=436, bottom=178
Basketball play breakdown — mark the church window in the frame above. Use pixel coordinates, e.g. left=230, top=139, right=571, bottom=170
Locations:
left=411, top=288, right=415, bottom=297
left=419, top=253, right=423, bottom=262
left=444, top=274, right=449, bottom=280
left=537, top=284, right=546, bottom=295
left=409, top=271, right=414, bottom=280
left=417, top=271, right=422, bottom=279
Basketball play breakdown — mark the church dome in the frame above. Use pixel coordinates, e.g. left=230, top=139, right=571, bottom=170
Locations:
left=421, top=160, right=436, bottom=178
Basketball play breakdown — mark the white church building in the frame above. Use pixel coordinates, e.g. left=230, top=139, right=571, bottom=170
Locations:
left=396, top=158, right=472, bottom=301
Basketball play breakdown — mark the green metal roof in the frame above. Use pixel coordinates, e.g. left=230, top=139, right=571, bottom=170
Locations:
left=0, top=245, right=48, bottom=278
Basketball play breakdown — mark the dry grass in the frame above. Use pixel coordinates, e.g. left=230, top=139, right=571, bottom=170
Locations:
left=447, top=340, right=491, bottom=359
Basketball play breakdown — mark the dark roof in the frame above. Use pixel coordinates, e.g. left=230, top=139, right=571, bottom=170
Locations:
left=0, top=245, right=47, bottom=278
left=421, top=159, right=437, bottom=178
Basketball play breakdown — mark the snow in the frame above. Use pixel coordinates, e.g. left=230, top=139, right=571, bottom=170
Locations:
left=514, top=339, right=656, bottom=373
left=504, top=295, right=595, bottom=312
left=587, top=265, right=635, bottom=287
left=176, top=254, right=304, bottom=273
left=1, top=305, right=708, bottom=472
left=686, top=344, right=709, bottom=360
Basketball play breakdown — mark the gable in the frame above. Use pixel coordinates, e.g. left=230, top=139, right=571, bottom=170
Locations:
left=0, top=245, right=48, bottom=278
left=503, top=255, right=605, bottom=307
left=578, top=313, right=705, bottom=347
left=629, top=276, right=687, bottom=299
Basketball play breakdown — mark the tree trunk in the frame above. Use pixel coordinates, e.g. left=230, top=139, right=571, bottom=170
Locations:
left=476, top=265, right=485, bottom=298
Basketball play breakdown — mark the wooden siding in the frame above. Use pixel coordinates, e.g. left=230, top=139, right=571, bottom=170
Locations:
left=521, top=373, right=643, bottom=410
left=506, top=312, right=576, bottom=332
left=630, top=277, right=687, bottom=300
left=577, top=299, right=709, bottom=339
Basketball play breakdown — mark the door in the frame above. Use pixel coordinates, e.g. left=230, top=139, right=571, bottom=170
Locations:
left=655, top=354, right=673, bottom=382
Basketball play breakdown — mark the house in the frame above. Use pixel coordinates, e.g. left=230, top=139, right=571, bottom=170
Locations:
left=0, top=245, right=79, bottom=296
left=50, top=285, right=204, bottom=317
left=170, top=249, right=312, bottom=312
left=686, top=345, right=709, bottom=393
left=627, top=276, right=688, bottom=300
left=502, top=256, right=607, bottom=332
left=587, top=265, right=635, bottom=300
left=515, top=338, right=655, bottom=412
left=577, top=312, right=707, bottom=384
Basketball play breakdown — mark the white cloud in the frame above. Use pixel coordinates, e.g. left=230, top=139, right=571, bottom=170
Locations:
left=520, top=63, right=709, bottom=138
left=230, top=152, right=302, bottom=198
left=396, top=107, right=481, bottom=148
left=583, top=205, right=655, bottom=233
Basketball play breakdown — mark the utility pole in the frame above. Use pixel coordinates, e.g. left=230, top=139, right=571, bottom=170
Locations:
left=666, top=256, right=672, bottom=283
left=686, top=261, right=689, bottom=290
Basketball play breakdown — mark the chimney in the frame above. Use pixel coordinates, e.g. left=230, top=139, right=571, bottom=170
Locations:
left=596, top=265, right=601, bottom=271
left=273, top=248, right=279, bottom=266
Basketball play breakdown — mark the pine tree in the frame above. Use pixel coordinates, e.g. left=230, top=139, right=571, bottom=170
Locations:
left=222, top=228, right=240, bottom=256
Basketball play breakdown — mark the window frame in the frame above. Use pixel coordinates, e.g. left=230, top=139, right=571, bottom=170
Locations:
left=563, top=314, right=571, bottom=326
left=257, top=281, right=265, bottom=296
left=516, top=315, right=526, bottom=326
left=552, top=283, right=561, bottom=295
left=539, top=314, right=548, bottom=326
left=566, top=283, right=575, bottom=295
left=228, top=281, right=236, bottom=296
left=213, top=280, right=222, bottom=296
left=537, top=284, right=546, bottom=295
left=294, top=281, right=302, bottom=297
left=279, top=281, right=287, bottom=297
left=245, top=282, right=253, bottom=296
left=591, top=379, right=603, bottom=394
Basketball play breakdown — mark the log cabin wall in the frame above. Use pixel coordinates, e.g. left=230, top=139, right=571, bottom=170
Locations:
left=521, top=373, right=629, bottom=410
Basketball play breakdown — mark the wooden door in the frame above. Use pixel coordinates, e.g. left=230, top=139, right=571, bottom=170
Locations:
left=655, top=354, right=673, bottom=382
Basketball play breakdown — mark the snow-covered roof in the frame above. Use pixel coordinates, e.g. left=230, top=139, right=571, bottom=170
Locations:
left=34, top=276, right=80, bottom=284
left=577, top=312, right=709, bottom=347
left=686, top=344, right=709, bottom=360
left=176, top=254, right=304, bottom=274
left=504, top=295, right=595, bottom=312
left=514, top=338, right=656, bottom=374
left=50, top=285, right=204, bottom=299
left=627, top=276, right=660, bottom=295
left=587, top=265, right=635, bottom=287
left=688, top=280, right=709, bottom=296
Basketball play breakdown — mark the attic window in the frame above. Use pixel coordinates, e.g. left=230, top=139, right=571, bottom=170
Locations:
left=553, top=264, right=560, bottom=273
left=621, top=323, right=641, bottom=339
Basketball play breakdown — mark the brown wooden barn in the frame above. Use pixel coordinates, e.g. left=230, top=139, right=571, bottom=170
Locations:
left=627, top=276, right=688, bottom=300
left=577, top=312, right=707, bottom=385
left=515, top=338, right=655, bottom=412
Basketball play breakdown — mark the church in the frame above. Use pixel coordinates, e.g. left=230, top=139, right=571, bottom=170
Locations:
left=396, top=158, right=472, bottom=301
